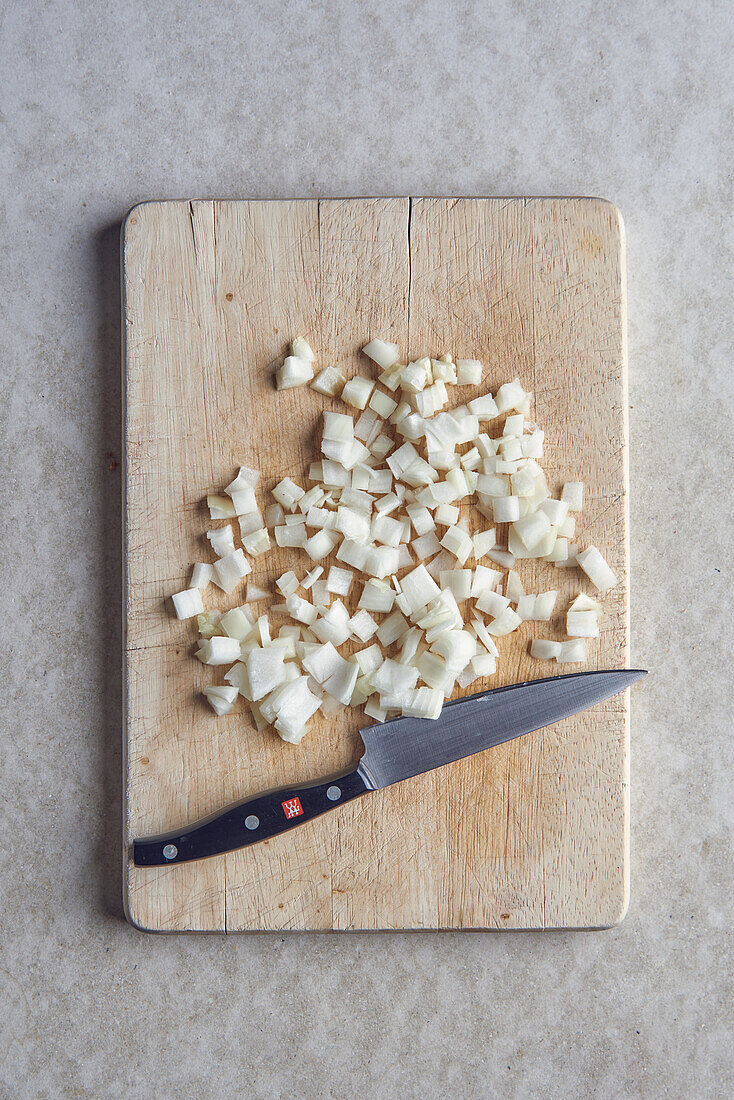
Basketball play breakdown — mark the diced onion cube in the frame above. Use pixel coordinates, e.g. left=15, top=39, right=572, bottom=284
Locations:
left=530, top=639, right=562, bottom=660
left=190, top=563, right=213, bottom=589
left=577, top=545, right=618, bottom=593
left=197, top=636, right=242, bottom=665
left=561, top=482, right=584, bottom=511
left=362, top=339, right=400, bottom=370
left=203, top=685, right=239, bottom=715
left=291, top=336, right=315, bottom=362
left=311, top=367, right=346, bottom=396
left=342, top=376, right=375, bottom=410
left=566, top=610, right=599, bottom=637
left=486, top=606, right=523, bottom=636
left=492, top=497, right=520, bottom=523
left=242, top=528, right=271, bottom=556
left=212, top=549, right=251, bottom=594
left=276, top=355, right=314, bottom=390
left=207, top=494, right=236, bottom=519
left=172, top=587, right=204, bottom=619
left=557, top=638, right=587, bottom=663
left=455, top=359, right=482, bottom=385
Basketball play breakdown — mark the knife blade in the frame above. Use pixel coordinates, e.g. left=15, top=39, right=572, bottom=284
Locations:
left=132, top=669, right=646, bottom=866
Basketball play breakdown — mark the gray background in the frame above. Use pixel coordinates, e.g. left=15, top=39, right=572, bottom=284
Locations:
left=1, top=0, right=732, bottom=1096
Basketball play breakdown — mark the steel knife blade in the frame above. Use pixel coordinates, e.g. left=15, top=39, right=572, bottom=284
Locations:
left=133, top=669, right=646, bottom=866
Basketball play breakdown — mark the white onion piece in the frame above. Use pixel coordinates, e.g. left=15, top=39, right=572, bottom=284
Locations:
left=515, top=595, right=536, bottom=620
left=557, top=638, right=587, bottom=663
left=275, top=523, right=307, bottom=548
left=207, top=494, right=236, bottom=519
left=203, top=685, right=239, bottom=716
left=476, top=589, right=510, bottom=617
left=311, top=367, right=345, bottom=397
left=349, top=609, right=378, bottom=642
left=190, top=563, right=213, bottom=590
left=486, top=548, right=515, bottom=569
left=440, top=569, right=472, bottom=601
left=291, top=336, right=315, bottom=362
left=486, top=607, right=523, bottom=636
left=561, top=482, right=584, bottom=511
left=212, top=549, right=251, bottom=594
left=533, top=591, right=558, bottom=621
left=566, top=610, right=599, bottom=637
left=242, top=528, right=271, bottom=556
left=399, top=565, right=441, bottom=615
left=342, top=376, right=375, bottom=410
left=229, top=487, right=258, bottom=515
left=362, top=339, right=399, bottom=370
left=455, top=359, right=482, bottom=385
left=301, top=567, right=324, bottom=591
left=220, top=606, right=255, bottom=641
left=197, top=636, right=241, bottom=665
left=440, top=525, right=473, bottom=564
left=225, top=466, right=260, bottom=494
left=172, top=587, right=205, bottom=619
left=286, top=593, right=318, bottom=626
left=376, top=610, right=409, bottom=646
left=272, top=477, right=305, bottom=511
left=492, top=496, right=520, bottom=523
left=277, top=355, right=314, bottom=390
left=539, top=498, right=569, bottom=525
left=276, top=571, right=300, bottom=597
left=576, top=545, right=618, bottom=592
left=302, top=641, right=348, bottom=684
left=530, top=639, right=562, bottom=660
left=569, top=592, right=601, bottom=613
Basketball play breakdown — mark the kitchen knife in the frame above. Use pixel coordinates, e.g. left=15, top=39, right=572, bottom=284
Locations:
left=132, top=668, right=645, bottom=867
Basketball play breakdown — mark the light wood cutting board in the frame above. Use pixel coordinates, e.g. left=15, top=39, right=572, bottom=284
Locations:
left=123, top=197, right=629, bottom=932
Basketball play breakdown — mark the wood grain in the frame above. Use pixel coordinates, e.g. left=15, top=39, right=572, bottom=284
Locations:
left=123, top=198, right=629, bottom=931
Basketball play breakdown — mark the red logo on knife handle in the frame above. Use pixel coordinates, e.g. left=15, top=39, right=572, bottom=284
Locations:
left=282, top=797, right=304, bottom=819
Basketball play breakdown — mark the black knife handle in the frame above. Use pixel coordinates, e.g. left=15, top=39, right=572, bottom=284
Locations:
left=132, top=767, right=370, bottom=866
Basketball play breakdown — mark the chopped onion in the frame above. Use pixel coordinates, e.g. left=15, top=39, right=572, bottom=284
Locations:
left=530, top=639, right=562, bottom=660
left=557, top=638, right=587, bottom=663
left=311, top=367, right=345, bottom=397
left=362, top=339, right=399, bottom=370
left=301, top=566, right=324, bottom=591
left=566, top=610, right=599, bottom=638
left=190, top=563, right=213, bottom=589
left=277, top=355, right=314, bottom=390
left=342, top=376, right=375, bottom=410
left=246, top=582, right=269, bottom=603
left=576, top=545, right=618, bottom=593
left=207, top=494, right=236, bottom=520
left=455, top=359, right=483, bottom=385
left=492, top=496, right=520, bottom=523
left=561, top=482, right=584, bottom=511
left=180, top=335, right=620, bottom=743
left=569, top=592, right=601, bottom=612
left=212, top=549, right=251, bottom=594
left=349, top=608, right=378, bottom=642
left=203, top=685, right=238, bottom=716
left=533, top=591, right=558, bottom=621
left=291, top=336, right=315, bottom=362
left=220, top=606, right=255, bottom=641
left=486, top=607, right=523, bottom=636
left=172, top=587, right=205, bottom=619
left=242, top=528, right=271, bottom=556
left=196, top=636, right=241, bottom=665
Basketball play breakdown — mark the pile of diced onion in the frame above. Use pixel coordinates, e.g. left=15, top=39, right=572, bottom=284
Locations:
left=171, top=338, right=618, bottom=745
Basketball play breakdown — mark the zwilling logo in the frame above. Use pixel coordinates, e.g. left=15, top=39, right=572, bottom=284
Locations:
left=281, top=797, right=304, bottom=819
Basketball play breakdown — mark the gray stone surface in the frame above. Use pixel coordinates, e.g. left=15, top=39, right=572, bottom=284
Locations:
left=1, top=0, right=732, bottom=1096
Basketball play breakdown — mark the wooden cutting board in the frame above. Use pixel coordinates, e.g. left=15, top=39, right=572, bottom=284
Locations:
left=123, top=198, right=629, bottom=932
